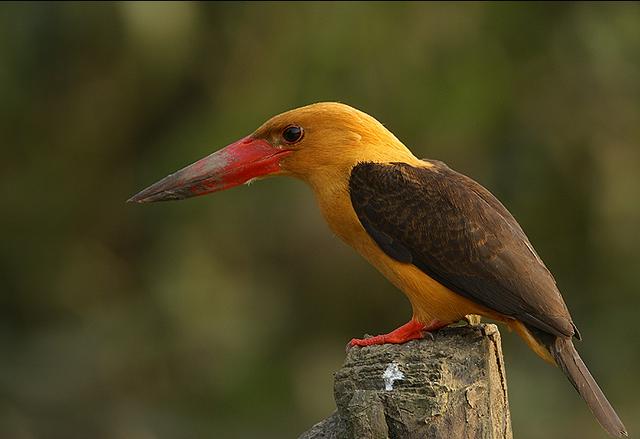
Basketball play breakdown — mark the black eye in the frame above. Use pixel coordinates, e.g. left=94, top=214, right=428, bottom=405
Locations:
left=282, top=125, right=304, bottom=144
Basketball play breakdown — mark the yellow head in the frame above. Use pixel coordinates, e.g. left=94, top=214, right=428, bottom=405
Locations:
left=128, top=102, right=418, bottom=203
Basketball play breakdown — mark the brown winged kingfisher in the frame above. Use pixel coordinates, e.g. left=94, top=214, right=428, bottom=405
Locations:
left=129, top=102, right=627, bottom=437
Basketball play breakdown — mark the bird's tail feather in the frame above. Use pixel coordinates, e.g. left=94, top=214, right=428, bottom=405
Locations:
left=546, top=337, right=627, bottom=437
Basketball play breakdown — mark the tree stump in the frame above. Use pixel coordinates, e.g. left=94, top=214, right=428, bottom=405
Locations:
left=299, top=324, right=512, bottom=439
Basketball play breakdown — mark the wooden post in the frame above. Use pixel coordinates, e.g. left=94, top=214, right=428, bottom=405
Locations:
left=299, top=324, right=512, bottom=439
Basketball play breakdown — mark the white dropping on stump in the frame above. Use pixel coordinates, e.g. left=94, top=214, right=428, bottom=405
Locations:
left=382, top=361, right=404, bottom=390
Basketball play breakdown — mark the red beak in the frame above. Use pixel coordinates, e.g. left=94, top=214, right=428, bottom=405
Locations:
left=128, top=136, right=292, bottom=203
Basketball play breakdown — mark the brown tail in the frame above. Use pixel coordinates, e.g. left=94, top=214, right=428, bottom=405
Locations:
left=547, top=337, right=627, bottom=437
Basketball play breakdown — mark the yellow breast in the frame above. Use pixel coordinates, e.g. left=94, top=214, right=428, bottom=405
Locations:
left=309, top=177, right=503, bottom=325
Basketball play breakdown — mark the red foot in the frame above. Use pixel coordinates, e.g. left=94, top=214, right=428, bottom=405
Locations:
left=348, top=319, right=445, bottom=348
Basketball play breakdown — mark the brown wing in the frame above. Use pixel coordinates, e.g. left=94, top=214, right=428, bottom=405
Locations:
left=349, top=161, right=578, bottom=339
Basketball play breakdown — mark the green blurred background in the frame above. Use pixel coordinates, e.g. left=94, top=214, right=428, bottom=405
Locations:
left=1, top=2, right=639, bottom=438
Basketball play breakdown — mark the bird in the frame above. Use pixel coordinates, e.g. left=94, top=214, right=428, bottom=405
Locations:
left=129, top=102, right=627, bottom=437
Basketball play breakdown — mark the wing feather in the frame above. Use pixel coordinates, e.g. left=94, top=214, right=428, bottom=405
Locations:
left=349, top=161, right=576, bottom=338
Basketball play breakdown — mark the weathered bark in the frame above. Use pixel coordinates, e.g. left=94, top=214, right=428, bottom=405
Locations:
left=299, top=324, right=512, bottom=439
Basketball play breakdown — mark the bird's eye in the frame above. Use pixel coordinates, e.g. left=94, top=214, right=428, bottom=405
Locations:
left=282, top=125, right=304, bottom=144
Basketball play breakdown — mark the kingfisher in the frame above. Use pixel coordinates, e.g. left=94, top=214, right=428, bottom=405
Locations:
left=129, top=102, right=627, bottom=437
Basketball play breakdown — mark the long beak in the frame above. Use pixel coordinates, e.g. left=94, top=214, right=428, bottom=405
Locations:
left=128, top=136, right=292, bottom=203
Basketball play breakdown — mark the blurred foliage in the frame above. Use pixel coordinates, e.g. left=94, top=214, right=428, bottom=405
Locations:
left=1, top=2, right=639, bottom=438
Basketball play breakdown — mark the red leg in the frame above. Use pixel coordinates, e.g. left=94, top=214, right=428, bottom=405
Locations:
left=348, top=319, right=445, bottom=348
